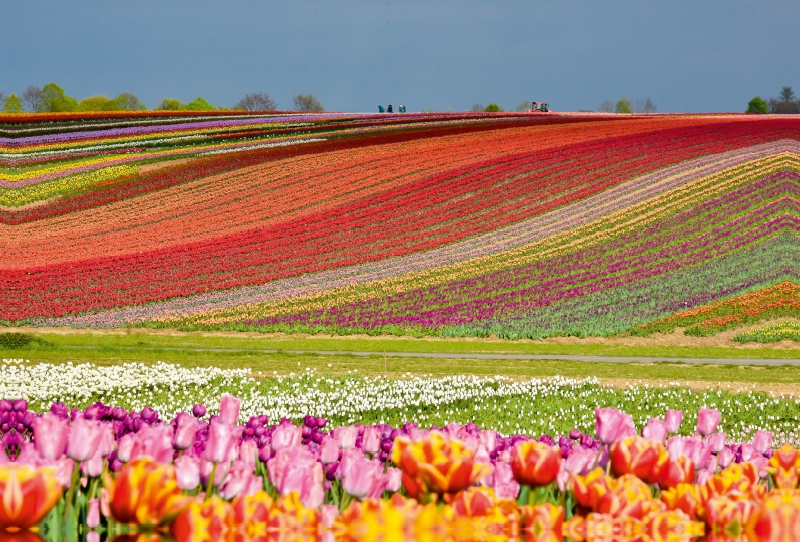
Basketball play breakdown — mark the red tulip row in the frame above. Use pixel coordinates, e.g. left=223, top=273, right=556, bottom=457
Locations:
left=5, top=120, right=797, bottom=320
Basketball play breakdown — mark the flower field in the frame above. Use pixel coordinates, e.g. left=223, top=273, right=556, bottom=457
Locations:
left=0, top=111, right=798, bottom=338
left=0, top=359, right=791, bottom=540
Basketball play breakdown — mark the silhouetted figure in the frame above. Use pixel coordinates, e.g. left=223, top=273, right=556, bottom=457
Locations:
left=399, top=105, right=406, bottom=113
left=378, top=105, right=385, bottom=113
left=387, top=104, right=393, bottom=113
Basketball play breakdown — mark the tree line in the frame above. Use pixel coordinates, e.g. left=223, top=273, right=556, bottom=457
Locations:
left=747, top=87, right=800, bottom=114
left=0, top=84, right=325, bottom=113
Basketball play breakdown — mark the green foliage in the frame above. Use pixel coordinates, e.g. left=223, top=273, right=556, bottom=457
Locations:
left=2, top=93, right=22, bottom=113
left=0, top=333, right=50, bottom=349
left=40, top=83, right=79, bottom=112
left=79, top=95, right=119, bottom=111
left=779, top=86, right=796, bottom=103
left=182, top=97, right=215, bottom=111
left=734, top=322, right=800, bottom=343
left=484, top=103, right=504, bottom=112
left=113, top=93, right=146, bottom=111
left=614, top=98, right=633, bottom=114
left=516, top=100, right=533, bottom=112
left=293, top=94, right=324, bottom=112
left=156, top=98, right=183, bottom=110
left=746, top=96, right=769, bottom=114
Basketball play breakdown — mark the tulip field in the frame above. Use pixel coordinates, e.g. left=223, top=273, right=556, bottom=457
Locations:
left=1, top=111, right=798, bottom=340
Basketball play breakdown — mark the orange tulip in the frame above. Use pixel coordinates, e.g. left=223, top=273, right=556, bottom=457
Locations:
left=647, top=509, right=705, bottom=540
left=769, top=444, right=800, bottom=490
left=661, top=483, right=705, bottom=520
left=569, top=468, right=613, bottom=511
left=702, top=463, right=764, bottom=504
left=0, top=465, right=62, bottom=530
left=0, top=532, right=44, bottom=542
left=106, top=458, right=192, bottom=526
left=267, top=492, right=319, bottom=532
left=511, top=441, right=562, bottom=488
left=596, top=475, right=658, bottom=520
left=336, top=495, right=423, bottom=542
left=169, top=495, right=236, bottom=542
left=706, top=496, right=760, bottom=538
left=658, top=455, right=696, bottom=489
left=231, top=491, right=274, bottom=541
left=610, top=436, right=669, bottom=485
left=521, top=502, right=564, bottom=542
left=753, top=489, right=800, bottom=542
left=392, top=433, right=493, bottom=501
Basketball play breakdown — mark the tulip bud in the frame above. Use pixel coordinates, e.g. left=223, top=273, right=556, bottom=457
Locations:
left=219, top=394, right=241, bottom=426
left=362, top=427, right=381, bottom=454
left=203, top=420, right=236, bottom=464
left=173, top=413, right=198, bottom=451
left=337, top=426, right=358, bottom=449
left=66, top=418, right=103, bottom=462
left=192, top=404, right=207, bottom=418
left=695, top=408, right=721, bottom=436
left=752, top=430, right=773, bottom=455
left=32, top=412, right=69, bottom=460
left=87, top=498, right=101, bottom=529
left=665, top=410, right=683, bottom=433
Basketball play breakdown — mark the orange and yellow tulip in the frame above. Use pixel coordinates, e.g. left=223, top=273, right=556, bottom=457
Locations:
left=511, top=441, right=562, bottom=488
left=610, top=436, right=669, bottom=485
left=169, top=495, right=236, bottom=542
left=661, top=483, right=705, bottom=521
left=0, top=465, right=62, bottom=531
left=753, top=489, right=800, bottom=542
left=231, top=491, right=274, bottom=541
left=658, top=455, right=696, bottom=490
left=521, top=502, right=564, bottom=542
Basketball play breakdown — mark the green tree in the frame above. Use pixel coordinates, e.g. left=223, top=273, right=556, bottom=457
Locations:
left=779, top=86, right=796, bottom=102
left=182, top=97, right=215, bottom=111
left=40, top=83, right=79, bottom=112
left=484, top=103, right=504, bottom=112
left=516, top=100, right=532, bottom=112
left=112, top=93, right=146, bottom=111
left=746, top=96, right=769, bottom=114
left=156, top=98, right=183, bottom=110
left=79, top=95, right=118, bottom=111
left=3, top=93, right=22, bottom=113
left=614, top=98, right=632, bottom=114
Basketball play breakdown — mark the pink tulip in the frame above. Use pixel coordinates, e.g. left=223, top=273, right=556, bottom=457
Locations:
left=557, top=470, right=570, bottom=493
left=87, top=498, right=100, bottom=528
left=706, top=455, right=718, bottom=474
left=564, top=446, right=597, bottom=475
left=695, top=408, right=721, bottom=436
left=595, top=408, right=636, bottom=444
left=340, top=448, right=365, bottom=480
left=665, top=410, right=683, bottom=433
left=174, top=455, right=201, bottom=490
left=321, top=505, right=339, bottom=528
left=385, top=467, right=402, bottom=493
left=492, top=461, right=520, bottom=500
left=267, top=446, right=324, bottom=508
left=708, top=433, right=727, bottom=453
left=695, top=468, right=713, bottom=487
left=740, top=443, right=754, bottom=462
left=239, top=439, right=258, bottom=464
left=748, top=455, right=769, bottom=479
left=116, top=434, right=134, bottom=463
left=88, top=532, right=99, bottom=542
left=55, top=458, right=75, bottom=488
left=129, top=424, right=174, bottom=464
left=173, top=413, right=198, bottom=450
left=342, top=457, right=385, bottom=499
left=670, top=436, right=712, bottom=469
left=81, top=451, right=104, bottom=477
left=219, top=394, right=241, bottom=426
left=203, top=420, right=236, bottom=464
left=66, top=418, right=103, bottom=462
left=200, top=458, right=230, bottom=487
left=642, top=419, right=669, bottom=443
left=361, top=427, right=381, bottom=454
left=319, top=436, right=340, bottom=464
left=718, top=448, right=735, bottom=468
left=753, top=430, right=773, bottom=454
left=32, top=413, right=69, bottom=460
left=478, top=430, right=497, bottom=452
left=270, top=424, right=302, bottom=453
left=218, top=460, right=259, bottom=500
left=337, top=426, right=358, bottom=449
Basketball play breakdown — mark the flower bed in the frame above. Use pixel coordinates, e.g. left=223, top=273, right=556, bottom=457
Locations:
left=734, top=321, right=800, bottom=343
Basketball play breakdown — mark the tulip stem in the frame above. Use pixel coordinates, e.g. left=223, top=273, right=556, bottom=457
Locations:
left=64, top=462, right=81, bottom=511
left=205, top=462, right=217, bottom=501
left=591, top=445, right=604, bottom=471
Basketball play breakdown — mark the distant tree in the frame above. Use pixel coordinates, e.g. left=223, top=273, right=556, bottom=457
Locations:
left=183, top=97, right=215, bottom=111
left=516, top=100, right=532, bottom=112
left=484, top=103, right=503, bottom=112
left=779, top=86, right=796, bottom=102
left=113, top=93, right=146, bottom=111
left=156, top=98, right=183, bottom=110
left=40, top=83, right=79, bottom=112
left=293, top=94, right=324, bottom=112
left=79, top=95, right=117, bottom=111
left=768, top=86, right=799, bottom=114
left=470, top=103, right=485, bottom=112
left=3, top=93, right=22, bottom=113
left=634, top=98, right=657, bottom=114
left=746, top=96, right=769, bottom=114
left=598, top=100, right=614, bottom=113
left=614, top=98, right=633, bottom=114
left=234, top=92, right=277, bottom=111
left=21, top=86, right=43, bottom=112
left=0, top=92, right=4, bottom=110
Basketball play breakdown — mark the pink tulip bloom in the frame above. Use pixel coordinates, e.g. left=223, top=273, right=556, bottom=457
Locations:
left=361, top=427, right=381, bottom=454
left=87, top=498, right=100, bottom=528
left=718, top=448, right=735, bottom=469
left=270, top=424, right=302, bottom=453
left=129, top=424, right=174, bottom=464
left=595, top=408, right=636, bottom=444
left=492, top=461, right=520, bottom=500
left=219, top=394, right=241, bottom=426
left=740, top=443, right=754, bottom=462
left=642, top=419, right=669, bottom=443
left=665, top=410, right=683, bottom=433
left=478, top=430, right=498, bottom=452
left=695, top=468, right=713, bottom=487
left=203, top=420, right=236, bottom=464
left=116, top=434, right=134, bottom=463
left=174, top=455, right=201, bottom=490
left=66, top=418, right=103, bottom=462
left=81, top=451, right=104, bottom=477
left=385, top=467, right=402, bottom=493
left=696, top=408, right=721, bottom=436
left=748, top=455, right=769, bottom=479
left=557, top=470, right=570, bottom=493
left=319, top=435, right=340, bottom=464
left=564, top=446, right=598, bottom=475
left=340, top=448, right=365, bottom=480
left=342, top=457, right=385, bottom=499
left=321, top=504, right=339, bottom=528
left=752, top=430, right=773, bottom=454
left=239, top=439, right=259, bottom=464
left=218, top=460, right=259, bottom=500
left=200, top=458, right=230, bottom=487
left=337, top=426, right=358, bottom=449
left=32, top=413, right=69, bottom=460
left=88, top=532, right=99, bottom=542
left=173, top=412, right=198, bottom=450
left=55, top=458, right=75, bottom=488
left=708, top=433, right=727, bottom=453
left=670, top=436, right=712, bottom=469
left=267, top=446, right=324, bottom=508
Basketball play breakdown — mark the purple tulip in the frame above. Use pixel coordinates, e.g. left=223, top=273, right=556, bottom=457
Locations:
left=192, top=404, right=207, bottom=418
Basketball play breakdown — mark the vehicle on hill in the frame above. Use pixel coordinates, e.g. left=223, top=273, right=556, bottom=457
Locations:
left=530, top=101, right=551, bottom=113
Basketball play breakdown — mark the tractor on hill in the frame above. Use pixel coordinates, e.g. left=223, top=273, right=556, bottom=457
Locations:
left=530, top=101, right=550, bottom=113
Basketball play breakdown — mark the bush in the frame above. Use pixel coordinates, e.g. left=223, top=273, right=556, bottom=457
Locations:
left=746, top=97, right=769, bottom=114
left=484, top=103, right=503, bottom=112
left=614, top=98, right=633, bottom=114
left=0, top=333, right=47, bottom=349
left=2, top=93, right=22, bottom=113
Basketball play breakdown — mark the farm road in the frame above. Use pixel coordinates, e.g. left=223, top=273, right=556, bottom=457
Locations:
left=59, top=345, right=800, bottom=365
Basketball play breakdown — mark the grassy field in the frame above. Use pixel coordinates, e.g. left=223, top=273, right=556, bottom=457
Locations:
left=3, top=329, right=800, bottom=387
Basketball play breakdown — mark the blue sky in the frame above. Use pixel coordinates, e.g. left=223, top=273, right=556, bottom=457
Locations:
left=2, top=0, right=798, bottom=113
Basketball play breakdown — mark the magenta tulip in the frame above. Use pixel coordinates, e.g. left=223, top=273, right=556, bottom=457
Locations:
left=665, top=410, right=683, bottom=433
left=32, top=412, right=69, bottom=460
left=695, top=408, right=721, bottom=436
left=219, top=394, right=241, bottom=426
